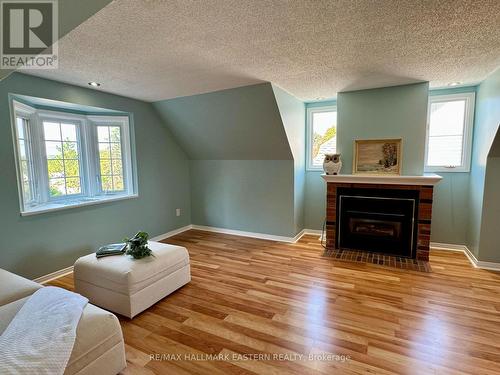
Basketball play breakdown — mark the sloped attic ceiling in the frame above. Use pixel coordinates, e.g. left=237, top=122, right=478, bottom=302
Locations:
left=153, top=83, right=293, bottom=160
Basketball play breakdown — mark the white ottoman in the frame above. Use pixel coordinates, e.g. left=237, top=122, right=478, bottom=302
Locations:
left=74, top=241, right=190, bottom=318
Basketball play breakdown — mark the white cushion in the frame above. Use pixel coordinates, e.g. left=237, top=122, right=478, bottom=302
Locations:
left=0, top=295, right=126, bottom=375
left=0, top=269, right=41, bottom=306
left=65, top=303, right=125, bottom=374
left=0, top=298, right=29, bottom=334
left=74, top=241, right=189, bottom=294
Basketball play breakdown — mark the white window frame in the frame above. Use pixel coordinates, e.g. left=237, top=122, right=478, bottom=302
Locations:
left=87, top=115, right=135, bottom=197
left=10, top=100, right=138, bottom=216
left=36, top=111, right=87, bottom=202
left=425, top=92, right=475, bottom=173
left=11, top=102, right=37, bottom=208
left=306, top=105, right=337, bottom=171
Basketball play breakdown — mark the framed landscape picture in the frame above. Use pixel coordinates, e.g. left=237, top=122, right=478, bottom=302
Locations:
left=353, top=138, right=402, bottom=175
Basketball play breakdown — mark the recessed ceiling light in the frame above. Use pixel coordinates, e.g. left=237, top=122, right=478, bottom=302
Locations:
left=448, top=82, right=461, bottom=86
left=88, top=81, right=101, bottom=87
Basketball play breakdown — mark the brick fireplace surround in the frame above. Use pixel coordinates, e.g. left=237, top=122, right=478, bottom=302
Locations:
left=322, top=174, right=442, bottom=263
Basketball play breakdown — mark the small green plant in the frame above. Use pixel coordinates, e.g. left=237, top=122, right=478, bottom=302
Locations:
left=125, top=232, right=153, bottom=259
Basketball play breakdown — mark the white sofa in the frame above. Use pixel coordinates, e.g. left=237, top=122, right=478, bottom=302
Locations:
left=0, top=269, right=126, bottom=375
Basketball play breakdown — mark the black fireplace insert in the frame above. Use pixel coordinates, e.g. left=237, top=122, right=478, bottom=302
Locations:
left=336, top=188, right=419, bottom=258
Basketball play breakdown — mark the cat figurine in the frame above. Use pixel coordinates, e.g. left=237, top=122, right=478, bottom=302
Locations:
left=323, top=153, right=342, bottom=175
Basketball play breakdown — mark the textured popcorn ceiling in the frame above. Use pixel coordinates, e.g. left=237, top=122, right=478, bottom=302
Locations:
left=24, top=0, right=500, bottom=102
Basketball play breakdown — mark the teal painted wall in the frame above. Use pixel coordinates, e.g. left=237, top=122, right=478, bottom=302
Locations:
left=152, top=83, right=292, bottom=160
left=337, top=83, right=429, bottom=175
left=468, top=68, right=500, bottom=259
left=272, top=85, right=306, bottom=233
left=154, top=84, right=298, bottom=237
left=0, top=73, right=191, bottom=279
left=304, top=170, right=326, bottom=230
left=480, top=153, right=500, bottom=261
left=430, top=172, right=469, bottom=244
left=190, top=160, right=295, bottom=236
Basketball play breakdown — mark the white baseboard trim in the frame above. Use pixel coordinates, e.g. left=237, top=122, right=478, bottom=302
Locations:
left=33, top=265, right=74, bottom=284
left=150, top=224, right=193, bottom=241
left=431, top=242, right=500, bottom=271
left=475, top=259, right=500, bottom=271
left=191, top=224, right=307, bottom=243
left=302, top=229, right=323, bottom=236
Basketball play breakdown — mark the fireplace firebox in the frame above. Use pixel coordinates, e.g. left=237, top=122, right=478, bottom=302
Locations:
left=337, top=188, right=419, bottom=258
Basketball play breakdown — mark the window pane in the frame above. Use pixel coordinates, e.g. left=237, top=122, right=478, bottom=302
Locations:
left=49, top=178, right=65, bottom=196
left=110, top=126, right=121, bottom=142
left=429, top=101, right=466, bottom=136
left=45, top=141, right=63, bottom=159
left=65, top=160, right=80, bottom=177
left=311, top=111, right=337, bottom=167
left=44, top=124, right=81, bottom=198
left=15, top=117, right=32, bottom=203
left=18, top=140, right=27, bottom=160
left=100, top=159, right=111, bottom=175
left=427, top=135, right=463, bottom=166
left=427, top=98, right=468, bottom=168
left=22, top=182, right=30, bottom=202
left=16, top=117, right=25, bottom=139
left=47, top=159, right=64, bottom=178
left=99, top=143, right=111, bottom=159
left=62, top=141, right=79, bottom=159
left=61, top=123, right=77, bottom=141
left=43, top=122, right=61, bottom=141
left=21, top=160, right=29, bottom=182
left=111, top=143, right=122, bottom=159
left=97, top=126, right=110, bottom=142
left=97, top=124, right=126, bottom=193
left=111, top=159, right=122, bottom=175
left=101, top=176, right=113, bottom=191
left=113, top=176, right=124, bottom=191
left=65, top=177, right=81, bottom=195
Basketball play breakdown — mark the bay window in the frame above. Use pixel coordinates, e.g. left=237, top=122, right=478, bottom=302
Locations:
left=11, top=100, right=137, bottom=215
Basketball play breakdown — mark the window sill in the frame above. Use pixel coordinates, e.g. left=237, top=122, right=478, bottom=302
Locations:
left=20, top=194, right=138, bottom=216
left=424, top=167, right=470, bottom=173
left=306, top=167, right=324, bottom=172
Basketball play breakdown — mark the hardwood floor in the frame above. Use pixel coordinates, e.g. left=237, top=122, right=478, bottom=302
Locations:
left=49, top=229, right=500, bottom=374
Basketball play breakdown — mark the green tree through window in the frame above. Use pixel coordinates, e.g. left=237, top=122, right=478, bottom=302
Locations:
left=44, top=121, right=81, bottom=197
left=312, top=126, right=336, bottom=159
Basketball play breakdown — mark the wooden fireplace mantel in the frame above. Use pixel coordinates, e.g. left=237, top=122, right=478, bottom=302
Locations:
left=321, top=173, right=442, bottom=186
